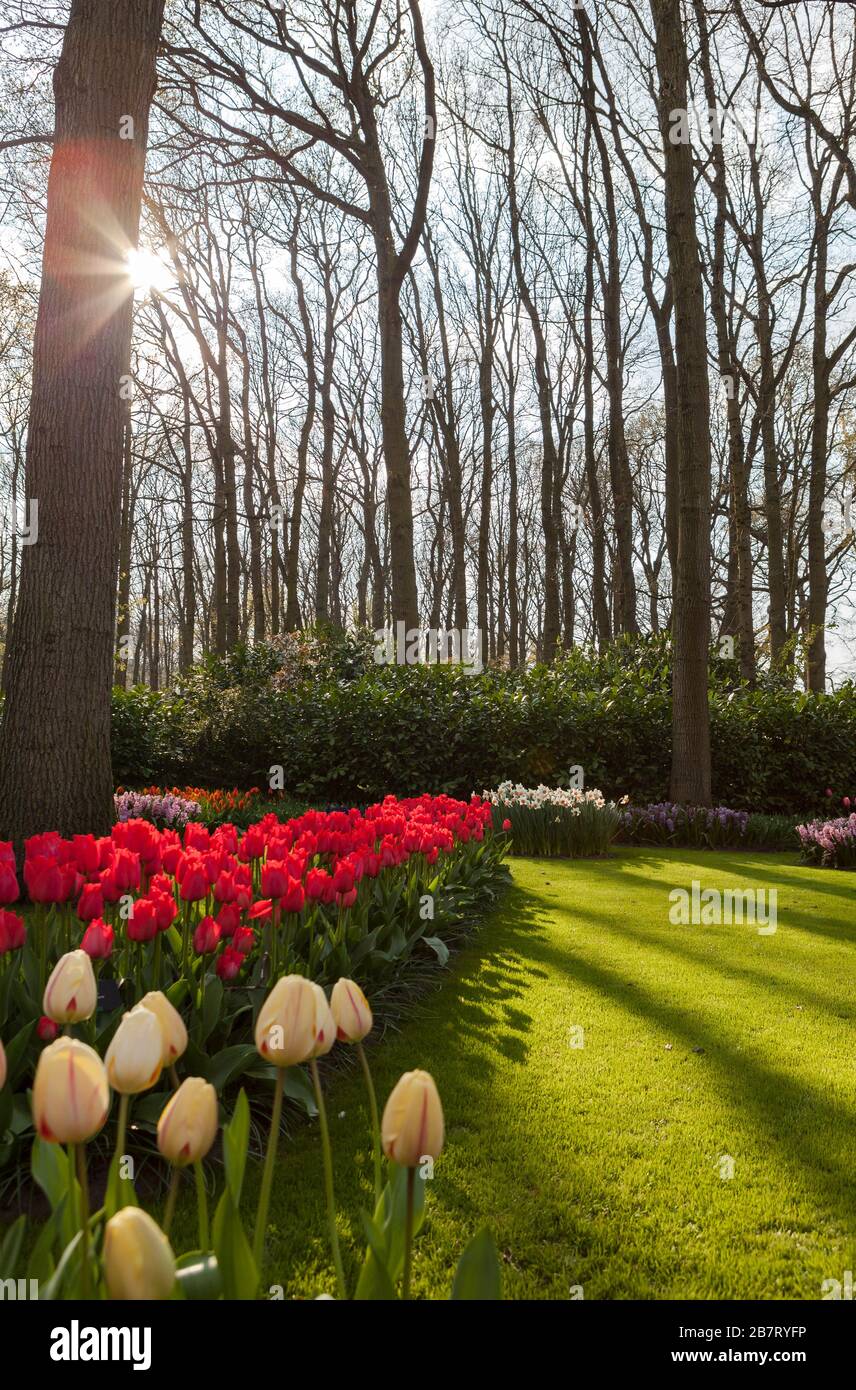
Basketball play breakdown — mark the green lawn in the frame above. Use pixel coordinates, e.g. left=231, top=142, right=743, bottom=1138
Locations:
left=176, top=849, right=856, bottom=1299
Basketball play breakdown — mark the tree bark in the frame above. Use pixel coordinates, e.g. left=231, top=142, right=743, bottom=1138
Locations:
left=0, top=0, right=165, bottom=844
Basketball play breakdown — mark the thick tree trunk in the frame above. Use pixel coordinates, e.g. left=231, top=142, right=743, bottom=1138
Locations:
left=0, top=0, right=165, bottom=844
left=651, top=0, right=712, bottom=806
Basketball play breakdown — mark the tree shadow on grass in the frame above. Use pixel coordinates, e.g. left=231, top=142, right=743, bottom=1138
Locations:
left=527, top=918, right=856, bottom=1222
left=607, top=859, right=856, bottom=951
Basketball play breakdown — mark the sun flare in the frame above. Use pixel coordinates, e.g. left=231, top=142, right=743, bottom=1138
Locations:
left=125, top=246, right=171, bottom=294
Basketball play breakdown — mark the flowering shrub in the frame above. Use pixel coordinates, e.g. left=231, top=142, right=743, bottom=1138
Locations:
left=797, top=813, right=856, bottom=869
left=114, top=789, right=202, bottom=829
left=0, top=971, right=501, bottom=1301
left=482, top=782, right=621, bottom=858
left=0, top=795, right=508, bottom=1172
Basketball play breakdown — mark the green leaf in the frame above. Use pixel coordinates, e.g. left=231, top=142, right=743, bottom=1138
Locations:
left=0, top=1214, right=26, bottom=1279
left=40, top=1229, right=83, bottom=1301
left=212, top=1188, right=258, bottom=1301
left=174, top=1252, right=222, bottom=1300
left=223, top=1089, right=250, bottom=1205
left=421, top=936, right=450, bottom=966
left=31, top=1135, right=69, bottom=1214
left=451, top=1228, right=502, bottom=1300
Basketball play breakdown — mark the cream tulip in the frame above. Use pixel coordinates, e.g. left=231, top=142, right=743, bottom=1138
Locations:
left=103, top=1207, right=176, bottom=1300
left=157, top=1076, right=218, bottom=1166
left=381, top=1069, right=444, bottom=1167
left=254, top=974, right=336, bottom=1067
left=330, top=977, right=373, bottom=1043
left=104, top=1005, right=163, bottom=1095
left=43, top=948, right=97, bottom=1024
left=32, top=1037, right=110, bottom=1143
left=139, top=990, right=188, bottom=1064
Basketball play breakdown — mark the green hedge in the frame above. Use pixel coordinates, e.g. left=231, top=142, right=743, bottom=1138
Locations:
left=109, top=641, right=856, bottom=817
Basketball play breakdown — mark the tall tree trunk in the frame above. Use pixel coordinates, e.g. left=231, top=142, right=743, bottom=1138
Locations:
left=650, top=0, right=712, bottom=806
left=0, top=0, right=165, bottom=844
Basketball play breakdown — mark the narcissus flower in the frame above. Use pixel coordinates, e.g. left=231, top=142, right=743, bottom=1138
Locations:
left=32, top=1037, right=110, bottom=1143
left=254, top=975, right=336, bottom=1067
left=103, top=1208, right=176, bottom=1301
left=381, top=1069, right=444, bottom=1168
left=43, top=949, right=97, bottom=1024
left=330, top=978, right=373, bottom=1043
left=139, top=990, right=188, bottom=1064
left=157, top=1076, right=218, bottom=1166
left=105, top=1005, right=163, bottom=1094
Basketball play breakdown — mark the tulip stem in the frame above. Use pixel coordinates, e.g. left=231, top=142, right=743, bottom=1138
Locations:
left=356, top=1041, right=382, bottom=1207
left=402, top=1166, right=416, bottom=1301
left=194, top=1160, right=209, bottom=1253
left=115, top=1093, right=130, bottom=1205
left=310, top=1058, right=347, bottom=1300
left=163, top=1167, right=180, bottom=1236
left=75, top=1142, right=92, bottom=1300
left=253, top=1066, right=284, bottom=1274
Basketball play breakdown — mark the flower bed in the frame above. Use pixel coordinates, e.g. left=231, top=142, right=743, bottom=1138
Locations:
left=797, top=812, right=856, bottom=869
left=482, top=782, right=621, bottom=858
left=617, top=803, right=800, bottom=851
left=0, top=794, right=508, bottom=1171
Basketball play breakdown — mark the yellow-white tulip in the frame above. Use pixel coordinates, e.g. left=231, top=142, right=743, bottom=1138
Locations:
left=381, top=1069, right=444, bottom=1168
left=330, top=978, right=373, bottom=1043
left=254, top=974, right=336, bottom=1067
left=103, top=1207, right=176, bottom=1300
left=139, top=990, right=188, bottom=1064
left=43, top=948, right=97, bottom=1024
left=32, top=1037, right=110, bottom=1144
left=104, top=1005, right=163, bottom=1095
left=157, top=1076, right=218, bottom=1166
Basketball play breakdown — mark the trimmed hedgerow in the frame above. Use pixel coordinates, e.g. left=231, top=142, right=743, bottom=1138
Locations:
left=107, top=639, right=856, bottom=818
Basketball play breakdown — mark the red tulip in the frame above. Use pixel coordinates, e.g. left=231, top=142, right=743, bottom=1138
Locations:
left=178, top=854, right=209, bottom=902
left=305, top=868, right=333, bottom=902
left=281, top=877, right=305, bottom=914
left=72, top=834, right=100, bottom=877
left=184, top=821, right=210, bottom=852
left=232, top=926, right=255, bottom=955
left=99, top=866, right=122, bottom=904
left=24, top=855, right=66, bottom=904
left=77, top=882, right=104, bottom=922
left=261, top=860, right=288, bottom=899
left=0, top=861, right=19, bottom=904
left=0, top=909, right=25, bottom=953
left=151, top=891, right=178, bottom=932
left=193, top=917, right=220, bottom=955
left=112, top=848, right=141, bottom=894
left=216, top=945, right=244, bottom=980
left=216, top=901, right=242, bottom=937
left=247, top=899, right=272, bottom=923
left=238, top=826, right=266, bottom=862
left=502, top=819, right=512, bottom=831
left=127, top=898, right=158, bottom=944
left=336, top=887, right=358, bottom=909
left=81, top=919, right=114, bottom=960
left=37, top=1016, right=59, bottom=1042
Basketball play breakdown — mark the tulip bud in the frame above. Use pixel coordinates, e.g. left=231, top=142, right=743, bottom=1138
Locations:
left=104, top=1005, right=163, bottom=1095
left=43, top=948, right=97, bottom=1024
left=103, top=1207, right=176, bottom=1301
left=381, top=1069, right=444, bottom=1168
left=254, top=975, right=336, bottom=1067
left=139, top=990, right=188, bottom=1064
left=32, top=1037, right=110, bottom=1143
left=157, top=1076, right=218, bottom=1166
left=0, top=1038, right=6, bottom=1090
left=330, top=978, right=373, bottom=1043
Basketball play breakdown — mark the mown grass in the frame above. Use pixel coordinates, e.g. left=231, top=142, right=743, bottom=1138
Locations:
left=170, top=849, right=856, bottom=1299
